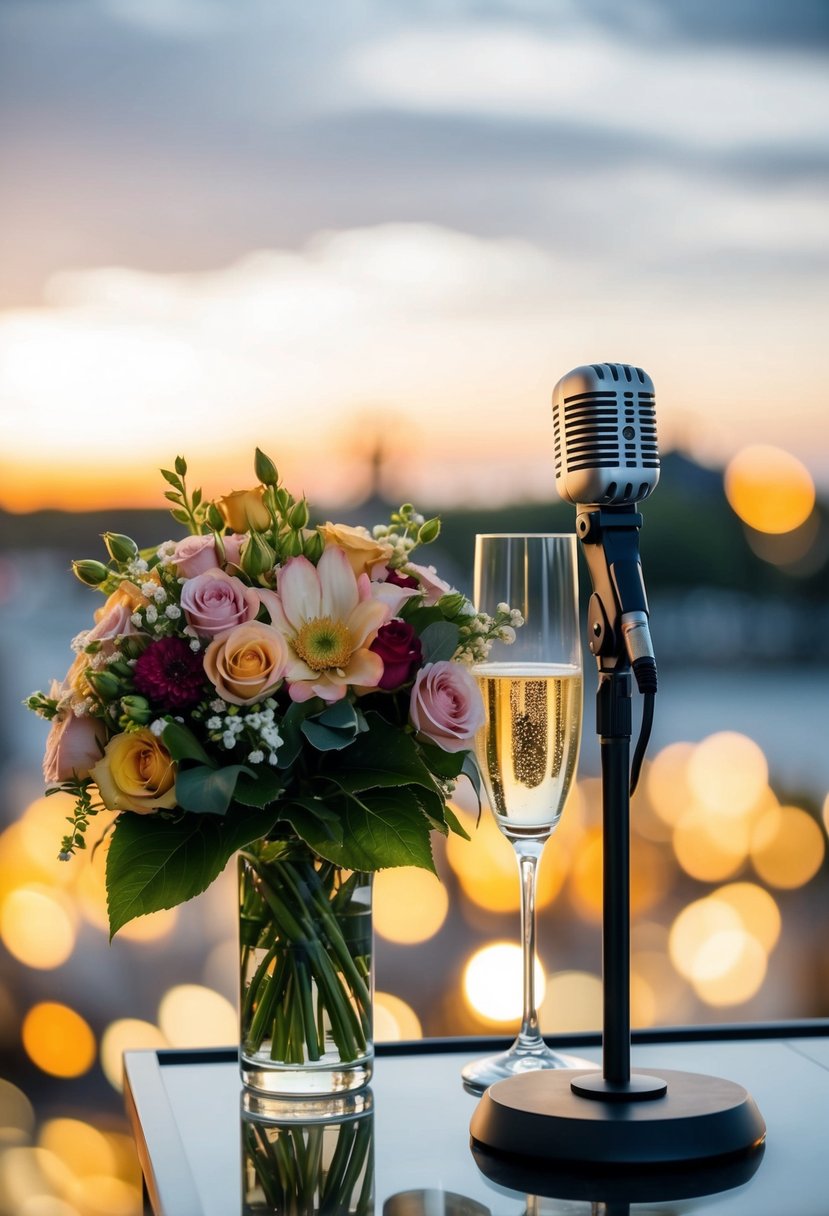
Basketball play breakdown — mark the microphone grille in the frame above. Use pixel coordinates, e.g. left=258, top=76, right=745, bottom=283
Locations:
left=552, top=362, right=660, bottom=505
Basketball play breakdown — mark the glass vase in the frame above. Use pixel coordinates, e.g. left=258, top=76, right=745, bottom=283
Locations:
left=239, top=838, right=373, bottom=1099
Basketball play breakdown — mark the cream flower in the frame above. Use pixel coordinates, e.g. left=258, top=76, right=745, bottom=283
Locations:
left=318, top=522, right=393, bottom=578
left=261, top=547, right=392, bottom=703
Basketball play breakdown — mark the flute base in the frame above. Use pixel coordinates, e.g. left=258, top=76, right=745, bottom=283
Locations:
left=470, top=1068, right=765, bottom=1166
left=461, top=1042, right=593, bottom=1096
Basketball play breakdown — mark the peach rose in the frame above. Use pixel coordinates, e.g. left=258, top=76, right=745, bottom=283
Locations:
left=203, top=621, right=290, bottom=705
left=88, top=583, right=146, bottom=645
left=215, top=488, right=270, bottom=532
left=91, top=729, right=177, bottom=814
left=318, top=523, right=392, bottom=578
left=43, top=712, right=107, bottom=784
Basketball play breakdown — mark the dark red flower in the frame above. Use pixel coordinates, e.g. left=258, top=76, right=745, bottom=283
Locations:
left=133, top=637, right=205, bottom=711
left=370, top=620, right=422, bottom=690
left=383, top=568, right=419, bottom=590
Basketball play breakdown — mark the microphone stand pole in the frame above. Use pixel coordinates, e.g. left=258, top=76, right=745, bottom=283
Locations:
left=569, top=503, right=665, bottom=1100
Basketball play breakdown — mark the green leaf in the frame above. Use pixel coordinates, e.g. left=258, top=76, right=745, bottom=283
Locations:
left=160, top=468, right=181, bottom=488
left=164, top=490, right=183, bottom=504
left=302, top=721, right=357, bottom=751
left=400, top=603, right=444, bottom=630
left=444, top=804, right=471, bottom=841
left=327, top=713, right=441, bottom=795
left=174, top=455, right=188, bottom=476
left=417, top=741, right=466, bottom=780
left=461, top=753, right=483, bottom=817
left=176, top=764, right=254, bottom=815
left=162, top=721, right=213, bottom=766
left=419, top=621, right=460, bottom=664
left=170, top=509, right=191, bottom=525
left=299, top=789, right=436, bottom=873
left=233, top=766, right=284, bottom=808
left=301, top=699, right=364, bottom=752
left=106, top=802, right=278, bottom=937
left=276, top=699, right=324, bottom=768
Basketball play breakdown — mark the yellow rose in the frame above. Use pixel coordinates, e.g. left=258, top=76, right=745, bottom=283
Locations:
left=203, top=621, right=289, bottom=705
left=317, top=523, right=393, bottom=577
left=215, top=488, right=271, bottom=532
left=91, top=729, right=177, bottom=814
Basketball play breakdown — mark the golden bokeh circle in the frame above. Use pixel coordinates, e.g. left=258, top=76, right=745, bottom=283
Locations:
left=22, top=1004, right=96, bottom=1078
left=725, top=444, right=815, bottom=534
left=374, top=868, right=448, bottom=944
left=750, top=805, right=825, bottom=889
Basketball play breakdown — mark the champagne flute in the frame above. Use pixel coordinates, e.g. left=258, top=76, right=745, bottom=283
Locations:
left=462, top=534, right=589, bottom=1094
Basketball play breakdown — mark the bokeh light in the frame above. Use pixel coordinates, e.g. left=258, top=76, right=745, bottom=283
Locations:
left=750, top=805, right=825, bottom=889
left=687, top=732, right=768, bottom=818
left=22, top=1004, right=96, bottom=1078
left=725, top=444, right=815, bottom=533
left=1, top=885, right=76, bottom=969
left=157, top=985, right=236, bottom=1048
left=100, top=1020, right=168, bottom=1092
left=646, top=742, right=696, bottom=827
left=539, top=970, right=602, bottom=1034
left=672, top=805, right=752, bottom=882
left=374, top=867, right=448, bottom=943
left=463, top=943, right=545, bottom=1024
left=38, top=1120, right=117, bottom=1180
left=0, top=1079, right=35, bottom=1146
left=374, top=992, right=423, bottom=1041
left=668, top=894, right=773, bottom=1008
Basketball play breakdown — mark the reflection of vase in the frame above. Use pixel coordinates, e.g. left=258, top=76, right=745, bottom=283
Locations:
left=242, top=1093, right=375, bottom=1214
left=239, top=838, right=373, bottom=1098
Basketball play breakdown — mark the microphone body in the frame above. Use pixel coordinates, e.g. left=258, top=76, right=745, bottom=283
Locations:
left=552, top=361, right=659, bottom=683
left=552, top=362, right=659, bottom=508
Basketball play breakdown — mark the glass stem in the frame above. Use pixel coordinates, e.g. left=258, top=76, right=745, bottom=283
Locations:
left=513, top=838, right=545, bottom=1048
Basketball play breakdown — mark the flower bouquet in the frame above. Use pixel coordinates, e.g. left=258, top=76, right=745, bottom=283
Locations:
left=27, top=450, right=520, bottom=1095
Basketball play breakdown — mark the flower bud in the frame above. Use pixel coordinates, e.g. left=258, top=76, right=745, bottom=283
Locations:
left=275, top=488, right=292, bottom=515
left=107, top=659, right=135, bottom=679
left=303, top=531, right=325, bottom=563
left=86, top=669, right=122, bottom=700
left=102, top=532, right=139, bottom=563
left=72, top=560, right=110, bottom=587
left=119, top=636, right=148, bottom=661
left=174, top=455, right=187, bottom=476
left=437, top=592, right=469, bottom=618
left=254, top=448, right=279, bottom=487
left=283, top=531, right=305, bottom=557
left=120, top=694, right=153, bottom=725
left=288, top=499, right=310, bottom=530
left=241, top=531, right=277, bottom=578
left=418, top=517, right=441, bottom=544
left=205, top=502, right=225, bottom=531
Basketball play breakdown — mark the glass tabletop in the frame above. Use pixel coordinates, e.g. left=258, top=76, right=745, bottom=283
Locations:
left=125, top=1025, right=829, bottom=1216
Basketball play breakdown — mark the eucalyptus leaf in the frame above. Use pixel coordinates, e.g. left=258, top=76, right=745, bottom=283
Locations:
left=106, top=802, right=278, bottom=938
left=461, top=752, right=483, bottom=818
left=302, top=721, right=358, bottom=751
left=418, top=621, right=461, bottom=664
left=176, top=764, right=254, bottom=815
left=444, top=804, right=471, bottom=841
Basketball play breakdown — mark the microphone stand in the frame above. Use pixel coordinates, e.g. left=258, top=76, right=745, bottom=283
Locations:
left=470, top=505, right=766, bottom=1170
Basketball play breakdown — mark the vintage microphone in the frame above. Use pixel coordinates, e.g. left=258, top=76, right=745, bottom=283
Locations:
left=470, top=362, right=766, bottom=1170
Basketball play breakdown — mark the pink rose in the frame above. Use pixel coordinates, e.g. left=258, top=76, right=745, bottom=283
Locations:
left=407, top=562, right=454, bottom=606
left=179, top=569, right=260, bottom=638
left=173, top=535, right=224, bottom=578
left=43, top=712, right=107, bottom=784
left=409, top=661, right=485, bottom=753
left=222, top=533, right=245, bottom=569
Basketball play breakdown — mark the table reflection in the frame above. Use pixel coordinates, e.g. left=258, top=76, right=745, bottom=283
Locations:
left=241, top=1090, right=374, bottom=1214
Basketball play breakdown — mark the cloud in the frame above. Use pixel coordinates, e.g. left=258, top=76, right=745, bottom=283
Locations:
left=343, top=24, right=829, bottom=151
left=1, top=222, right=827, bottom=511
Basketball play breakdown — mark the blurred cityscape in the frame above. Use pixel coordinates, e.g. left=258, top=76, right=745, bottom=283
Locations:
left=0, top=444, right=826, bottom=1214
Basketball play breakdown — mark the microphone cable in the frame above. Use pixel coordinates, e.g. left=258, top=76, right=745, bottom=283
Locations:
left=629, top=656, right=657, bottom=797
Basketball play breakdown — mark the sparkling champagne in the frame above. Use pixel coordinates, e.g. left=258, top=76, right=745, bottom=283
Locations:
left=474, top=663, right=582, bottom=835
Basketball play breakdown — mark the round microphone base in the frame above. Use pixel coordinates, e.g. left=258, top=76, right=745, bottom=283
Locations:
left=470, top=1068, right=765, bottom=1168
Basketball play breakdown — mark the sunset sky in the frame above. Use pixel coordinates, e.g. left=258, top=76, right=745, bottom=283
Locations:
left=1, top=1, right=828, bottom=511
